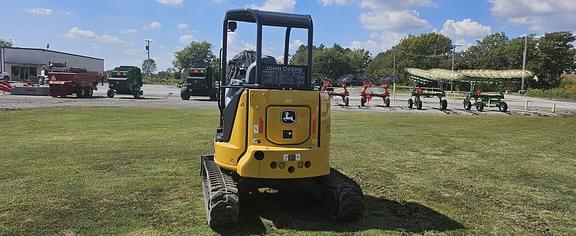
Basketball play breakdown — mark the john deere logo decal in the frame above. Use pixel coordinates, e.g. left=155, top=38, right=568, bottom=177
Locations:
left=281, top=110, right=296, bottom=124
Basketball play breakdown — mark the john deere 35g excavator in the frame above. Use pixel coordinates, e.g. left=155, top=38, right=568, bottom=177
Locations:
left=201, top=9, right=364, bottom=227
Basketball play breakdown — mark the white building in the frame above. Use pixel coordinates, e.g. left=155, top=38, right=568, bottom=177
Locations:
left=0, top=47, right=104, bottom=81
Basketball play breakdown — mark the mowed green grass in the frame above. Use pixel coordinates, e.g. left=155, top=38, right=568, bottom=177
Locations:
left=0, top=107, right=575, bottom=235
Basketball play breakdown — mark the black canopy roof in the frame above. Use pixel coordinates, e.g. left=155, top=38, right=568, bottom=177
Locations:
left=225, top=8, right=312, bottom=29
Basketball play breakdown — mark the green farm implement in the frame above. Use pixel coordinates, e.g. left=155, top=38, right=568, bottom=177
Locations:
left=405, top=68, right=461, bottom=110
left=459, top=70, right=533, bottom=112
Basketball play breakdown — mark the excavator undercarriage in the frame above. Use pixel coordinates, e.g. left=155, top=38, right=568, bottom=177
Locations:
left=201, top=155, right=363, bottom=227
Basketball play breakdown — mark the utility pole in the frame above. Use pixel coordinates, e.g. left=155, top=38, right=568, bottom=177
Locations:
left=392, top=48, right=396, bottom=101
left=0, top=47, right=4, bottom=74
left=145, top=39, right=152, bottom=60
left=521, top=34, right=528, bottom=93
left=451, top=43, right=462, bottom=71
left=452, top=44, right=455, bottom=71
left=392, top=48, right=396, bottom=78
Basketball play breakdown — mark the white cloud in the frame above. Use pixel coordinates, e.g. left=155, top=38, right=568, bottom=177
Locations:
left=177, top=23, right=188, bottom=30
left=149, top=21, right=162, bottom=30
left=440, top=19, right=491, bottom=39
left=341, top=0, right=437, bottom=56
left=249, top=0, right=296, bottom=12
left=121, top=28, right=137, bottom=34
left=65, top=27, right=96, bottom=38
left=65, top=27, right=126, bottom=46
left=359, top=0, right=434, bottom=10
left=355, top=0, right=433, bottom=32
left=99, top=34, right=125, bottom=45
left=27, top=8, right=53, bottom=15
left=490, top=0, right=561, bottom=17
left=360, top=10, right=429, bottom=31
left=350, top=32, right=405, bottom=54
left=489, top=0, right=576, bottom=31
left=179, top=35, right=196, bottom=44
left=321, top=0, right=347, bottom=6
left=157, top=0, right=184, bottom=6
left=290, top=39, right=304, bottom=50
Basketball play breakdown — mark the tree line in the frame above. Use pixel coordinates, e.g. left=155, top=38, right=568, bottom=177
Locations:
left=365, top=32, right=575, bottom=89
left=158, top=31, right=574, bottom=89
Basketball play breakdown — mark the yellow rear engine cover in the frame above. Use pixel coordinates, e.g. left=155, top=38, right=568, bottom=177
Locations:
left=266, top=106, right=310, bottom=145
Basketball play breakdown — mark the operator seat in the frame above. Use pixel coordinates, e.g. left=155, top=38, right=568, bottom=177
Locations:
left=246, top=55, right=277, bottom=84
left=226, top=55, right=277, bottom=105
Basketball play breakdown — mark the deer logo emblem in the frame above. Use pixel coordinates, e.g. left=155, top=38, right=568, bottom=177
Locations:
left=281, top=110, right=296, bottom=124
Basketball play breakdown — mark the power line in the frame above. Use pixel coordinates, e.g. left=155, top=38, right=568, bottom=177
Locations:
left=392, top=48, right=452, bottom=58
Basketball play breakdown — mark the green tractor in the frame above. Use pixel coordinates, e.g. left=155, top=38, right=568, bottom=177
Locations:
left=180, top=65, right=220, bottom=100
left=107, top=66, right=143, bottom=99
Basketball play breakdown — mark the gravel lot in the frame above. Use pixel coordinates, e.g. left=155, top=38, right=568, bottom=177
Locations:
left=0, top=84, right=216, bottom=110
left=2, top=84, right=575, bottom=116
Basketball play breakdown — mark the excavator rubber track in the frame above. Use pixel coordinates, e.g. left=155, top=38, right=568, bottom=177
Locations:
left=200, top=155, right=239, bottom=227
left=316, top=168, right=364, bottom=221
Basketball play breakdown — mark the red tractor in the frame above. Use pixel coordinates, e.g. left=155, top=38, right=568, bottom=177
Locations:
left=321, top=80, right=350, bottom=106
left=360, top=81, right=390, bottom=107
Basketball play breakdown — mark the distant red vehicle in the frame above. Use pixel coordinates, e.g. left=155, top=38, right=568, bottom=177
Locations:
left=48, top=68, right=100, bottom=98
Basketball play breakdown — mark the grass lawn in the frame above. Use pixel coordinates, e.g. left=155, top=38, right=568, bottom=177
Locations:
left=1, top=107, right=575, bottom=235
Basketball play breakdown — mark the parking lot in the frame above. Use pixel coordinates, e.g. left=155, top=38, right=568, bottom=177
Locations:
left=1, top=84, right=575, bottom=116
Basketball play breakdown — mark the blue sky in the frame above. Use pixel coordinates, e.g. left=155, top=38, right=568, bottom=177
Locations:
left=2, top=0, right=574, bottom=70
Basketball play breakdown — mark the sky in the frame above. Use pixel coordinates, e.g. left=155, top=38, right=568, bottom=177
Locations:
left=1, top=0, right=575, bottom=71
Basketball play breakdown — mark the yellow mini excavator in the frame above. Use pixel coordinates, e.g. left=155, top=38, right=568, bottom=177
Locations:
left=201, top=9, right=364, bottom=227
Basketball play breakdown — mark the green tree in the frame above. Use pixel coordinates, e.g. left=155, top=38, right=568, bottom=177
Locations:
left=501, top=35, right=539, bottom=90
left=346, top=48, right=371, bottom=74
left=141, top=59, right=157, bottom=77
left=173, top=40, right=215, bottom=73
left=0, top=39, right=13, bottom=47
left=504, top=35, right=538, bottom=70
left=292, top=44, right=371, bottom=80
left=534, top=32, right=576, bottom=88
left=459, top=33, right=510, bottom=69
left=570, top=48, right=576, bottom=72
left=291, top=44, right=310, bottom=66
left=313, top=44, right=353, bottom=79
left=366, top=33, right=452, bottom=83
